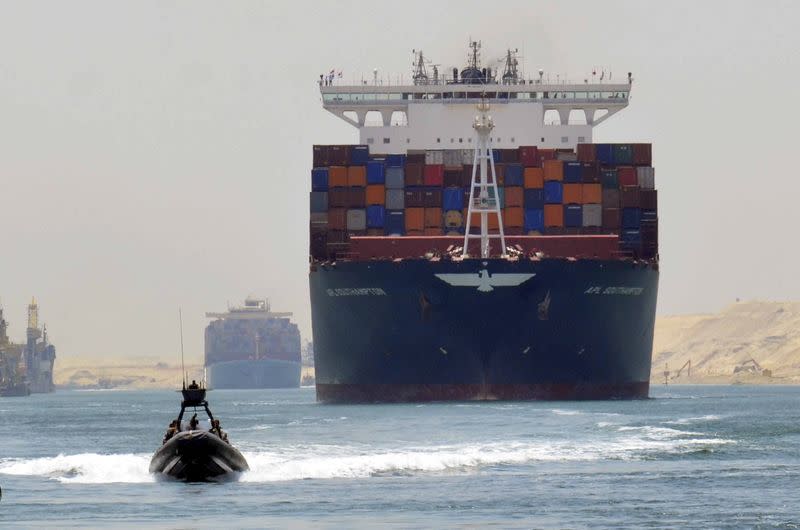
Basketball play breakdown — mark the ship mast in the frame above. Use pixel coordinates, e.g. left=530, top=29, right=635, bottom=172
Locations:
left=463, top=98, right=506, bottom=258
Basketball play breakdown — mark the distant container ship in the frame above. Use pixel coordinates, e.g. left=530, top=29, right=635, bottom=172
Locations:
left=309, top=42, right=659, bottom=402
left=0, top=298, right=56, bottom=396
left=204, top=298, right=301, bottom=389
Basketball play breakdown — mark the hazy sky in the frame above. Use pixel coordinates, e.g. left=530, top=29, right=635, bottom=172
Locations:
left=1, top=1, right=799, bottom=362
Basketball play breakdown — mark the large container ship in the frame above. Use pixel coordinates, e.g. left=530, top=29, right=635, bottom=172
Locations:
left=204, top=298, right=301, bottom=389
left=309, top=42, right=658, bottom=402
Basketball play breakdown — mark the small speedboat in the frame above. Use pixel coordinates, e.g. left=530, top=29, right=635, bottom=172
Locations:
left=149, top=381, right=249, bottom=482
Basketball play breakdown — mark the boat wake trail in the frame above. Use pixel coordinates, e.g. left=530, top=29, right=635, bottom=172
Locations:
left=0, top=453, right=154, bottom=484
left=0, top=423, right=734, bottom=484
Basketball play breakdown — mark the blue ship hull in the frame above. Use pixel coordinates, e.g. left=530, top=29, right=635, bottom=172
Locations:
left=207, top=359, right=301, bottom=389
left=310, top=258, right=658, bottom=402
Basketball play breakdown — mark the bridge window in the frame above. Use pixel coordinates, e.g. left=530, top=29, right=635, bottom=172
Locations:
left=364, top=111, right=383, bottom=127
left=568, top=109, right=587, bottom=125
left=543, top=109, right=561, bottom=125
left=390, top=111, right=408, bottom=126
left=383, top=138, right=390, bottom=144
left=561, top=136, right=569, bottom=143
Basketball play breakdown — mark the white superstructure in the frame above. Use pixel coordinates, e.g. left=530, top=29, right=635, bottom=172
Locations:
left=320, top=42, right=632, bottom=154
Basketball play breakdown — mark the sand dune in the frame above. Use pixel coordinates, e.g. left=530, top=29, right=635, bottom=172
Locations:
left=652, top=300, right=800, bottom=384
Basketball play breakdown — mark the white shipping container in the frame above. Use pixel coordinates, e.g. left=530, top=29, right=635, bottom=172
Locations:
left=346, top=209, right=367, bottom=231
left=582, top=204, right=602, bottom=227
left=385, top=189, right=405, bottom=210
left=556, top=152, right=578, bottom=162
left=425, top=150, right=444, bottom=165
left=461, top=149, right=474, bottom=165
left=443, top=149, right=462, bottom=166
left=636, top=167, right=655, bottom=189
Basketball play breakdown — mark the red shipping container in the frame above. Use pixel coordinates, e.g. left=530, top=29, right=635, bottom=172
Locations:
left=602, top=208, right=621, bottom=229
left=632, top=144, right=652, bottom=166
left=328, top=188, right=348, bottom=208
left=328, top=208, right=347, bottom=230
left=405, top=208, right=424, bottom=231
left=328, top=166, right=348, bottom=187
left=577, top=144, right=596, bottom=163
left=424, top=164, right=444, bottom=186
left=423, top=189, right=443, bottom=208
left=405, top=162, right=424, bottom=187
left=313, top=145, right=330, bottom=167
left=602, top=189, right=620, bottom=207
left=407, top=151, right=426, bottom=164
left=519, top=146, right=539, bottom=167
left=581, top=162, right=600, bottom=183
left=347, top=187, right=366, bottom=208
left=620, top=187, right=640, bottom=208
left=328, top=145, right=350, bottom=166
left=424, top=208, right=442, bottom=228
left=504, top=186, right=524, bottom=207
left=618, top=166, right=637, bottom=187
left=347, top=165, right=367, bottom=187
left=443, top=168, right=463, bottom=187
left=366, top=228, right=383, bottom=236
left=424, top=227, right=444, bottom=236
left=538, top=149, right=556, bottom=164
left=640, top=189, right=658, bottom=210
left=404, top=189, right=425, bottom=207
left=505, top=227, right=525, bottom=236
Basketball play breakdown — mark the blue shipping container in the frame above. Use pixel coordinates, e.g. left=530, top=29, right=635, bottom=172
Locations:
left=505, top=164, right=524, bottom=186
left=544, top=181, right=563, bottom=204
left=524, top=209, right=544, bottom=232
left=443, top=188, right=464, bottom=211
left=491, top=150, right=501, bottom=163
left=621, top=229, right=642, bottom=249
left=622, top=207, right=641, bottom=229
left=386, top=154, right=406, bottom=167
left=384, top=210, right=405, bottom=235
left=524, top=188, right=544, bottom=209
left=311, top=168, right=329, bottom=191
left=310, top=191, right=328, bottom=213
left=367, top=160, right=385, bottom=184
left=367, top=205, right=385, bottom=228
left=350, top=145, right=370, bottom=165
left=564, top=162, right=582, bottom=183
left=601, top=169, right=619, bottom=189
left=641, top=209, right=657, bottom=222
left=596, top=144, right=614, bottom=165
left=564, top=204, right=583, bottom=227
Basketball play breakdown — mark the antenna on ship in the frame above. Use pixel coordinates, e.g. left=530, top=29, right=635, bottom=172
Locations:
left=463, top=97, right=506, bottom=258
left=179, top=307, right=187, bottom=390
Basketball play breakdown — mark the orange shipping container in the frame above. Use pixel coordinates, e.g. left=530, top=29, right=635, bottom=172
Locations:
left=424, top=208, right=442, bottom=228
left=347, top=165, right=367, bottom=187
left=464, top=209, right=500, bottom=230
left=504, top=186, right=524, bottom=207
left=504, top=207, right=524, bottom=228
left=366, top=185, right=385, bottom=205
left=424, top=227, right=444, bottom=236
left=406, top=229, right=424, bottom=236
left=544, top=204, right=564, bottom=227
left=582, top=183, right=602, bottom=204
left=328, top=166, right=348, bottom=187
left=543, top=159, right=564, bottom=181
left=523, top=167, right=544, bottom=189
left=405, top=207, right=424, bottom=231
left=563, top=183, right=582, bottom=204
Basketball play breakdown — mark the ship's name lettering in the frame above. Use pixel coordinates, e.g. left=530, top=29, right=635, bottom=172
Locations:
left=326, top=288, right=387, bottom=297
left=584, top=286, right=644, bottom=296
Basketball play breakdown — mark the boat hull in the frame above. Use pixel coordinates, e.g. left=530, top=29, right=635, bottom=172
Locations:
left=149, top=430, right=249, bottom=482
left=207, top=358, right=301, bottom=389
left=310, top=257, right=658, bottom=403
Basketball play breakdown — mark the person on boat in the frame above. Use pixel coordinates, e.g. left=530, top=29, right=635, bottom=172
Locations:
left=189, top=413, right=199, bottom=430
left=188, top=379, right=199, bottom=390
left=163, top=420, right=179, bottom=443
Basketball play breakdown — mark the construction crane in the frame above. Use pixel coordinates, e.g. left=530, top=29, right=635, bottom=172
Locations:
left=671, top=359, right=691, bottom=380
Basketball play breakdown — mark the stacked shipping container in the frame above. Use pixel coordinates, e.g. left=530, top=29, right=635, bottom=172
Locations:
left=310, top=143, right=657, bottom=260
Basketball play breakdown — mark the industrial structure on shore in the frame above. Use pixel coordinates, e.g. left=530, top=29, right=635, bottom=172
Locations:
left=0, top=298, right=57, bottom=396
